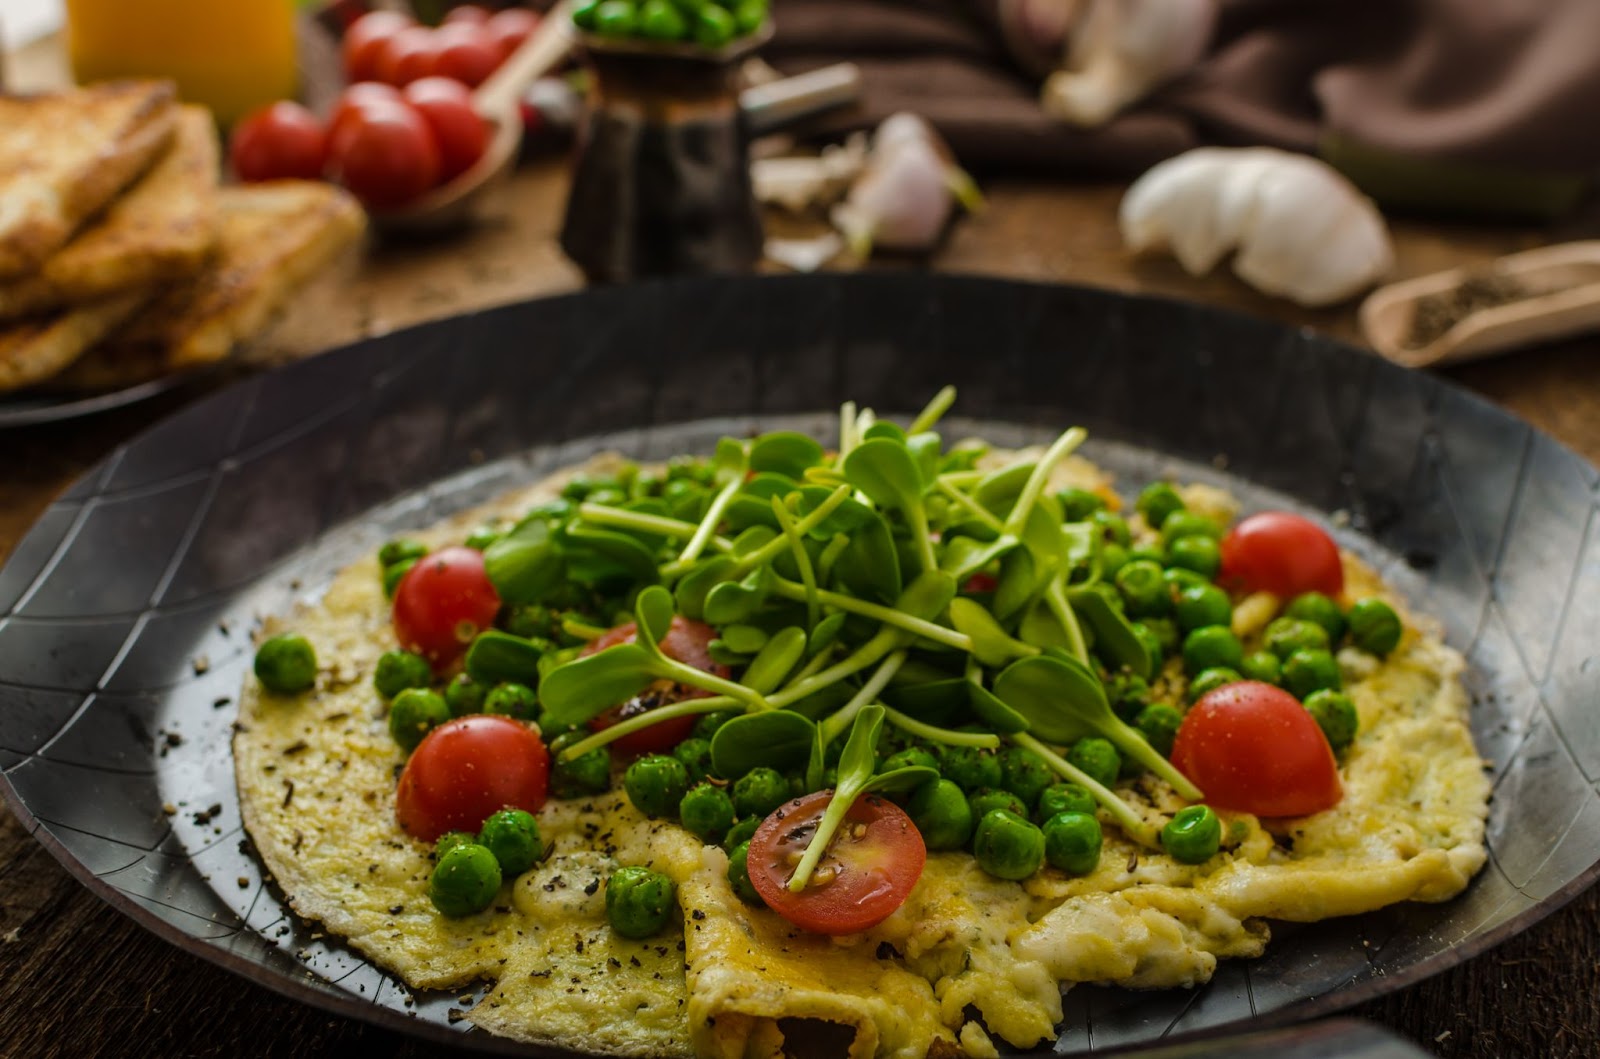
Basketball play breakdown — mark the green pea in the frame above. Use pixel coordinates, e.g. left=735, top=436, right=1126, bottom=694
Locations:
left=1129, top=622, right=1165, bottom=668
left=594, top=0, right=638, bottom=35
left=254, top=633, right=317, bottom=694
left=972, top=809, right=1046, bottom=881
left=1106, top=672, right=1151, bottom=723
left=1163, top=566, right=1209, bottom=590
left=722, top=816, right=760, bottom=852
left=562, top=474, right=610, bottom=500
left=998, top=746, right=1053, bottom=811
left=484, top=682, right=538, bottom=719
left=1136, top=482, right=1185, bottom=532
left=731, top=767, right=789, bottom=819
left=1127, top=545, right=1166, bottom=567
left=464, top=524, right=503, bottom=551
left=1283, top=648, right=1342, bottom=698
left=693, top=3, right=735, bottom=46
left=374, top=649, right=432, bottom=700
left=503, top=603, right=557, bottom=641
left=1114, top=559, right=1170, bottom=618
left=1286, top=592, right=1346, bottom=641
left=571, top=0, right=603, bottom=30
left=906, top=779, right=974, bottom=851
left=478, top=809, right=543, bottom=875
left=549, top=731, right=612, bottom=797
left=1055, top=486, right=1106, bottom=521
left=968, top=787, right=1028, bottom=822
left=1182, top=624, right=1244, bottom=675
left=1161, top=805, right=1222, bottom=864
left=435, top=831, right=474, bottom=859
left=1081, top=580, right=1124, bottom=613
left=1264, top=616, right=1330, bottom=660
left=637, top=0, right=687, bottom=38
left=606, top=865, right=676, bottom=938
left=1187, top=667, right=1242, bottom=703
left=1305, top=689, right=1359, bottom=751
left=1139, top=617, right=1180, bottom=655
left=444, top=673, right=488, bottom=717
left=1035, top=782, right=1096, bottom=823
left=1093, top=510, right=1130, bottom=547
left=1134, top=703, right=1183, bottom=757
left=693, top=710, right=741, bottom=740
left=378, top=538, right=428, bottom=568
left=726, top=841, right=762, bottom=904
left=587, top=488, right=627, bottom=507
left=1173, top=583, right=1232, bottom=633
left=1348, top=599, right=1402, bottom=657
left=625, top=754, right=690, bottom=818
left=882, top=747, right=939, bottom=774
left=1160, top=510, right=1221, bottom=545
left=429, top=843, right=501, bottom=917
left=1043, top=811, right=1102, bottom=875
left=679, top=783, right=736, bottom=842
left=1067, top=737, right=1120, bottom=790
left=382, top=557, right=417, bottom=598
left=673, top=736, right=714, bottom=783
left=937, top=743, right=1002, bottom=793
left=1165, top=535, right=1221, bottom=578
left=389, top=688, right=450, bottom=752
left=1239, top=650, right=1282, bottom=685
left=1099, top=541, right=1130, bottom=579
left=732, top=0, right=766, bottom=33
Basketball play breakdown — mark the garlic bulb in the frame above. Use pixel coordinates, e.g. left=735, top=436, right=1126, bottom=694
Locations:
left=1042, top=0, right=1216, bottom=128
left=831, top=113, right=983, bottom=257
left=1119, top=147, right=1394, bottom=307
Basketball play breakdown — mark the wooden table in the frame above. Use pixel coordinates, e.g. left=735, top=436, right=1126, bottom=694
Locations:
left=3, top=43, right=1599, bottom=1057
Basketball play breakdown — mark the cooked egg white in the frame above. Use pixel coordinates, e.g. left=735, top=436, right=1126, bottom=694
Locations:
left=234, top=454, right=1488, bottom=1059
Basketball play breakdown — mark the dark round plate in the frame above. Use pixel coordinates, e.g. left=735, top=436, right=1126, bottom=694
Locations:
left=2, top=274, right=1596, bottom=1055
left=0, top=371, right=194, bottom=428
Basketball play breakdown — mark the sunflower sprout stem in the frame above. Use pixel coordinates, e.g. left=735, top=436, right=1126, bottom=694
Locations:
left=769, top=632, right=897, bottom=709
left=907, top=385, right=957, bottom=435
left=1004, top=427, right=1087, bottom=537
left=786, top=776, right=862, bottom=893
left=1013, top=732, right=1161, bottom=849
left=881, top=706, right=999, bottom=748
left=933, top=477, right=1008, bottom=535
left=577, top=504, right=733, bottom=551
left=1044, top=578, right=1091, bottom=665
left=559, top=695, right=737, bottom=760
left=729, top=485, right=852, bottom=577
left=769, top=577, right=970, bottom=651
left=839, top=401, right=858, bottom=458
left=652, top=655, right=771, bottom=711
left=772, top=498, right=821, bottom=629
left=561, top=618, right=608, bottom=641
left=819, top=652, right=906, bottom=746
left=677, top=475, right=744, bottom=567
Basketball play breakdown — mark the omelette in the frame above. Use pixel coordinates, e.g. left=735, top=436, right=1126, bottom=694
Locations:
left=234, top=433, right=1488, bottom=1059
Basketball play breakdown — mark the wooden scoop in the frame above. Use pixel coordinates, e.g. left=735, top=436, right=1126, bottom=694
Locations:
left=1360, top=241, right=1600, bottom=368
left=372, top=1, right=575, bottom=235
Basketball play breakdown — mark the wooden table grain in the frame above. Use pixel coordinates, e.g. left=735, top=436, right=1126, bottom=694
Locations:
left=2, top=151, right=1599, bottom=1058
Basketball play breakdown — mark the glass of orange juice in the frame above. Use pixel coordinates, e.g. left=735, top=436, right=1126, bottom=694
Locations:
left=64, top=0, right=298, bottom=125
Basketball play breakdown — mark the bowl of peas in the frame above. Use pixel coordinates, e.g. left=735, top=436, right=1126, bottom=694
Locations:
left=570, top=0, right=772, bottom=56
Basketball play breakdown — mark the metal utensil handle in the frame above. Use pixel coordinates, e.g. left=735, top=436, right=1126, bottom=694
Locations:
left=474, top=1, right=577, bottom=118
left=740, top=63, right=862, bottom=136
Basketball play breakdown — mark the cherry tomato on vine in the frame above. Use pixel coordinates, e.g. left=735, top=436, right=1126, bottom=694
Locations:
left=1218, top=511, right=1344, bottom=599
left=396, top=715, right=549, bottom=840
left=392, top=545, right=500, bottom=667
left=747, top=792, right=926, bottom=935
left=583, top=616, right=726, bottom=757
left=1171, top=681, right=1342, bottom=817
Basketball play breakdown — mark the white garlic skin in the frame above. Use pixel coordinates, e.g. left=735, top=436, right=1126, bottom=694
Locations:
left=1043, top=0, right=1217, bottom=127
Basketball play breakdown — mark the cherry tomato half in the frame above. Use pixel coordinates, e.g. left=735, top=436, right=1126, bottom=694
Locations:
left=1171, top=681, right=1343, bottom=818
left=327, top=97, right=442, bottom=209
left=392, top=545, right=500, bottom=668
left=396, top=715, right=549, bottom=841
left=229, top=101, right=327, bottom=182
left=433, top=22, right=502, bottom=88
left=748, top=792, right=926, bottom=935
left=343, top=10, right=415, bottom=83
left=583, top=616, right=727, bottom=757
left=375, top=24, right=444, bottom=86
left=402, top=77, right=489, bottom=180
left=1218, top=511, right=1344, bottom=599
left=485, top=8, right=540, bottom=60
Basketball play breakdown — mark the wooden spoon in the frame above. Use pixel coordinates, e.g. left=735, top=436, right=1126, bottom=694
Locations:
left=1359, top=241, right=1600, bottom=368
left=372, top=0, right=575, bottom=235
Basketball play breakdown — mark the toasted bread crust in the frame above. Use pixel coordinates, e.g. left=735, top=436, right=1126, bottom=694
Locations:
left=0, top=293, right=149, bottom=393
left=0, top=81, right=179, bottom=279
left=0, top=106, right=220, bottom=320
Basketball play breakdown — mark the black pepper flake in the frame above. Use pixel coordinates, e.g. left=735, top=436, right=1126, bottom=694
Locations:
left=876, top=941, right=901, bottom=960
left=326, top=712, right=349, bottom=722
left=193, top=803, right=223, bottom=825
left=282, top=781, right=295, bottom=808
left=282, top=740, right=308, bottom=756
left=213, top=696, right=232, bottom=709
left=575, top=938, right=585, bottom=954
left=629, top=956, right=641, bottom=968
left=292, top=832, right=304, bottom=853
left=389, top=905, right=405, bottom=915
left=530, top=970, right=551, bottom=979
left=608, top=958, right=622, bottom=969
left=583, top=877, right=600, bottom=896
left=1126, top=852, right=1139, bottom=872
left=446, top=1009, right=465, bottom=1024
left=691, top=909, right=705, bottom=921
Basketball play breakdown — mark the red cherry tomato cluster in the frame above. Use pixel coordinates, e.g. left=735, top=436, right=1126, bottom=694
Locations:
left=343, top=7, right=539, bottom=88
left=230, top=78, right=489, bottom=211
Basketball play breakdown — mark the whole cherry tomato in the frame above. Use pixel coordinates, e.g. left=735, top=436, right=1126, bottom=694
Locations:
left=1171, top=681, right=1343, bottom=818
left=328, top=81, right=404, bottom=139
left=396, top=715, right=549, bottom=841
left=747, top=792, right=927, bottom=935
left=1218, top=511, right=1344, bottom=599
left=328, top=97, right=443, bottom=209
left=433, top=21, right=502, bottom=87
left=403, top=77, right=489, bottom=180
left=230, top=101, right=327, bottom=182
left=343, top=10, right=415, bottom=83
left=583, top=616, right=725, bottom=757
left=391, top=545, right=500, bottom=666
left=443, top=5, right=493, bottom=24
left=485, top=8, right=540, bottom=60
left=376, top=25, right=444, bottom=86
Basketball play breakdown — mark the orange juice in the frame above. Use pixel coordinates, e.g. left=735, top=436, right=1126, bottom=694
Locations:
left=65, top=0, right=298, bottom=125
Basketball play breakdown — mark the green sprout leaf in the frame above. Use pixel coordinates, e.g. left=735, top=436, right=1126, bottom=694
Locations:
left=1068, top=584, right=1153, bottom=679
left=743, top=626, right=807, bottom=695
left=634, top=585, right=676, bottom=649
left=750, top=431, right=826, bottom=479
left=482, top=520, right=564, bottom=604
left=948, top=598, right=1040, bottom=668
left=537, top=643, right=658, bottom=729
left=710, top=710, right=816, bottom=779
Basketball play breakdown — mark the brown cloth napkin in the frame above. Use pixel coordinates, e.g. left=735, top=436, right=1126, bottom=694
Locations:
left=768, top=0, right=1599, bottom=209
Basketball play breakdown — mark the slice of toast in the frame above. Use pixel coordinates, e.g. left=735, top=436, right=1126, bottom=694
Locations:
left=0, top=81, right=179, bottom=280
left=53, top=181, right=366, bottom=391
left=0, top=105, right=220, bottom=321
left=0, top=293, right=149, bottom=394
